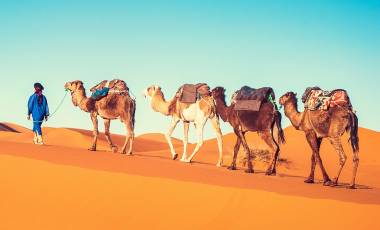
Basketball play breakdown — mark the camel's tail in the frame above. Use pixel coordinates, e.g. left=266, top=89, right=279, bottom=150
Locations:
left=348, top=111, right=359, bottom=153
left=274, top=110, right=286, bottom=144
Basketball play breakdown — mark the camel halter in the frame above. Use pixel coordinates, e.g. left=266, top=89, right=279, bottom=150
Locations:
left=268, top=94, right=282, bottom=111
left=32, top=89, right=69, bottom=123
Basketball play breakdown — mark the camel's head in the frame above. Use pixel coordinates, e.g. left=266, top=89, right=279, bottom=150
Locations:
left=64, top=81, right=84, bottom=92
left=211, top=87, right=226, bottom=99
left=279, top=91, right=297, bottom=106
left=144, top=85, right=162, bottom=98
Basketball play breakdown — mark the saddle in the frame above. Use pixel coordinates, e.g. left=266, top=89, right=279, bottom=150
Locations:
left=231, top=86, right=275, bottom=111
left=90, top=79, right=129, bottom=100
left=302, top=87, right=351, bottom=110
left=176, top=83, right=210, bottom=103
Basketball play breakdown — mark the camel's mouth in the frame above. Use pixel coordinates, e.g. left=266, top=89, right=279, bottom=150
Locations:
left=279, top=96, right=285, bottom=105
left=64, top=82, right=74, bottom=92
left=64, top=82, right=70, bottom=89
left=143, top=89, right=149, bottom=98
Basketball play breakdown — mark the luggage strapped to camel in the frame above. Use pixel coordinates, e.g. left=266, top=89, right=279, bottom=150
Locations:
left=90, top=79, right=130, bottom=101
left=302, top=87, right=352, bottom=111
left=176, top=83, right=211, bottom=103
left=231, top=86, right=278, bottom=111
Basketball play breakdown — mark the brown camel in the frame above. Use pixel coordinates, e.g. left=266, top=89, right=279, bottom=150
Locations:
left=144, top=85, right=223, bottom=166
left=64, top=80, right=136, bottom=154
left=279, top=92, right=359, bottom=188
left=211, top=87, right=285, bottom=175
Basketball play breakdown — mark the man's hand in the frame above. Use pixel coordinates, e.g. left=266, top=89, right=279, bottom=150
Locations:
left=27, top=115, right=31, bottom=120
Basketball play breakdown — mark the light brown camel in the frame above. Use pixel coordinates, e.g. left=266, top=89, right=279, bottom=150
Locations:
left=144, top=85, right=223, bottom=166
left=64, top=80, right=136, bottom=154
left=211, top=87, right=285, bottom=175
left=279, top=92, right=359, bottom=188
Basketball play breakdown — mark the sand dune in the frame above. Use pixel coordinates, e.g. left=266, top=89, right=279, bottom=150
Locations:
left=1, top=122, right=380, bottom=229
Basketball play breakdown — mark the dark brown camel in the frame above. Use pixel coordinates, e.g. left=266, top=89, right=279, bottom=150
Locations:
left=211, top=87, right=285, bottom=175
left=279, top=92, right=359, bottom=188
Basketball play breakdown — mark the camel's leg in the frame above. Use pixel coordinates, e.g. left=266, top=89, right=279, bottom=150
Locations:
left=236, top=129, right=253, bottom=173
left=304, top=133, right=320, bottom=183
left=328, top=137, right=347, bottom=186
left=228, top=129, right=241, bottom=170
left=165, top=117, right=180, bottom=160
left=305, top=132, right=331, bottom=185
left=186, top=119, right=207, bottom=163
left=261, top=130, right=280, bottom=176
left=180, top=121, right=190, bottom=162
left=121, top=120, right=134, bottom=155
left=104, top=119, right=118, bottom=153
left=349, top=149, right=359, bottom=189
left=210, top=116, right=223, bottom=167
left=89, top=112, right=99, bottom=151
left=305, top=153, right=316, bottom=184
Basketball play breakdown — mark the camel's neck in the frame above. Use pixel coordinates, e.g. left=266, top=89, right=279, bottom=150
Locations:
left=71, top=89, right=92, bottom=112
left=283, top=99, right=304, bottom=129
left=214, top=95, right=230, bottom=122
left=150, top=92, right=173, bottom=116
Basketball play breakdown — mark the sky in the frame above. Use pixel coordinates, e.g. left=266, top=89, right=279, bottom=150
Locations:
left=0, top=0, right=379, bottom=141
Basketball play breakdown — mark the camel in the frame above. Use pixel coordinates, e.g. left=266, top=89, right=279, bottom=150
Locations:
left=143, top=85, right=223, bottom=166
left=279, top=92, right=359, bottom=188
left=64, top=80, right=136, bottom=154
left=211, top=87, right=285, bottom=175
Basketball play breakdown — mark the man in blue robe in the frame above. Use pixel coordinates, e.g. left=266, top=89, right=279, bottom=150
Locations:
left=27, top=83, right=49, bottom=144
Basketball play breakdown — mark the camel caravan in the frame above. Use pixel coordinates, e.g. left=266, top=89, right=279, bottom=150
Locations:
left=61, top=80, right=359, bottom=189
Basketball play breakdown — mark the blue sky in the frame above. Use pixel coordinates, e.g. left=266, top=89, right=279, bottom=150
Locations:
left=0, top=0, right=379, bottom=140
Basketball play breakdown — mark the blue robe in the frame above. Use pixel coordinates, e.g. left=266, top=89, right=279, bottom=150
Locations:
left=28, top=94, right=49, bottom=135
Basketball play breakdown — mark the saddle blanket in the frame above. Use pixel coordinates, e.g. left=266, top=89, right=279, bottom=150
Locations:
left=304, top=89, right=350, bottom=110
left=232, top=86, right=275, bottom=111
left=177, top=83, right=210, bottom=103
left=234, top=100, right=262, bottom=111
left=90, top=79, right=129, bottom=101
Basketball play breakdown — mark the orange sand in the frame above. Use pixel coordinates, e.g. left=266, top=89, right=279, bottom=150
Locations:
left=0, top=123, right=379, bottom=229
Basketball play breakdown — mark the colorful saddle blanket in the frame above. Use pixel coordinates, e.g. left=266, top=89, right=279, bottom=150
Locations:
left=302, top=87, right=351, bottom=110
left=90, top=79, right=129, bottom=100
left=176, top=83, right=210, bottom=103
left=231, top=86, right=275, bottom=111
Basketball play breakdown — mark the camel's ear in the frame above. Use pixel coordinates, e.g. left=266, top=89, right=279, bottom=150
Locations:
left=76, top=81, right=84, bottom=90
left=153, top=85, right=161, bottom=91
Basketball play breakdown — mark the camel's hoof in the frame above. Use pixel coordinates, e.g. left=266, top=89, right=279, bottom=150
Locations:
left=347, top=185, right=356, bottom=189
left=330, top=179, right=339, bottom=187
left=323, top=180, right=333, bottom=186
left=88, top=147, right=96, bottom=151
left=330, top=182, right=338, bottom=187
left=180, top=158, right=187, bottom=162
left=172, top=154, right=178, bottom=160
left=265, top=170, right=276, bottom=176
left=111, top=146, right=118, bottom=153
left=126, top=152, right=133, bottom=156
left=227, top=165, right=237, bottom=170
left=245, top=168, right=254, bottom=174
left=216, top=162, right=223, bottom=167
left=304, top=178, right=314, bottom=184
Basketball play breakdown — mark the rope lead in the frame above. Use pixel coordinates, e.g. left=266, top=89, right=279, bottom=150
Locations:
left=32, top=90, right=69, bottom=123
